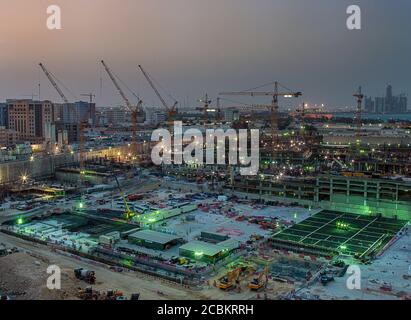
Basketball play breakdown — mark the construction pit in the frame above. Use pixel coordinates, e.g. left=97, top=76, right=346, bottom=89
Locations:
left=1, top=178, right=410, bottom=300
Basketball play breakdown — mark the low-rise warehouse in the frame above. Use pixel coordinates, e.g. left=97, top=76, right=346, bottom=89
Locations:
left=179, top=239, right=239, bottom=263
left=128, top=230, right=182, bottom=250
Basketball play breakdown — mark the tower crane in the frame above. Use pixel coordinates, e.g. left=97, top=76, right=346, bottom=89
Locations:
left=138, top=65, right=178, bottom=131
left=197, top=94, right=213, bottom=127
left=353, top=86, right=364, bottom=137
left=39, top=63, right=87, bottom=184
left=101, top=60, right=142, bottom=161
left=220, top=82, right=302, bottom=167
left=81, top=93, right=96, bottom=105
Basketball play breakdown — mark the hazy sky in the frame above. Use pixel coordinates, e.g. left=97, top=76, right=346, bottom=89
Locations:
left=0, top=0, right=410, bottom=109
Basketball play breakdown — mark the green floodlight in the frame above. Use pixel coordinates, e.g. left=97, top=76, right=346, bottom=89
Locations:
left=17, top=218, right=24, bottom=225
left=340, top=245, right=347, bottom=250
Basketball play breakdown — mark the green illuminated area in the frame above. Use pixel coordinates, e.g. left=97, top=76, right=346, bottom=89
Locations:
left=272, top=211, right=407, bottom=258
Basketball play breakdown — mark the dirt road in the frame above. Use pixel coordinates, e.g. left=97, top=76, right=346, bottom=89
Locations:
left=0, top=231, right=208, bottom=300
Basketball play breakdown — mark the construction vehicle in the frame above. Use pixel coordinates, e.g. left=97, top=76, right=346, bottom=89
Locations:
left=74, top=268, right=96, bottom=284
left=105, top=289, right=125, bottom=300
left=248, top=267, right=269, bottom=291
left=77, top=286, right=97, bottom=300
left=218, top=268, right=241, bottom=290
left=320, top=273, right=335, bottom=286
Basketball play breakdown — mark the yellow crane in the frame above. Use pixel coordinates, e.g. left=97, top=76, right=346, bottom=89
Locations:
left=114, top=176, right=135, bottom=220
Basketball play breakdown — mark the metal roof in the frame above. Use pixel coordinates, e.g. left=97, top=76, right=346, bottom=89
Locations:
left=129, top=230, right=180, bottom=245
left=179, top=240, right=225, bottom=257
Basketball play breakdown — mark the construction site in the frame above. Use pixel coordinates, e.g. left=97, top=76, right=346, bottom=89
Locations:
left=1, top=3, right=410, bottom=301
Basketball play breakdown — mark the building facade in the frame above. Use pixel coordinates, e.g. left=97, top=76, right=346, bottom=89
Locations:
left=6, top=99, right=54, bottom=144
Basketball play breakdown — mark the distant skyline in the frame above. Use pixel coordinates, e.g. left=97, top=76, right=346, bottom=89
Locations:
left=0, top=0, right=410, bottom=109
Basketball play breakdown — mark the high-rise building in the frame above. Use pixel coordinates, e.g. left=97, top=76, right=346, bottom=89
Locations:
left=224, top=108, right=240, bottom=122
left=364, top=85, right=408, bottom=113
left=0, top=103, right=8, bottom=127
left=58, top=101, right=96, bottom=124
left=398, top=95, right=408, bottom=113
left=6, top=99, right=54, bottom=144
left=105, top=106, right=127, bottom=125
left=374, top=97, right=385, bottom=113
left=364, top=96, right=375, bottom=112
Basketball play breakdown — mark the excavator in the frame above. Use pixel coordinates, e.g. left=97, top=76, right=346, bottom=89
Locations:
left=218, top=268, right=241, bottom=290
left=248, top=267, right=269, bottom=291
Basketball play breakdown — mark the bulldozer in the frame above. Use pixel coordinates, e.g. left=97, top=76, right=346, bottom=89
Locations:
left=248, top=267, right=269, bottom=291
left=218, top=268, right=241, bottom=290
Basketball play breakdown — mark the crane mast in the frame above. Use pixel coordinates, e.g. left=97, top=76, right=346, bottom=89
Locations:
left=353, top=86, right=363, bottom=137
left=101, top=60, right=140, bottom=160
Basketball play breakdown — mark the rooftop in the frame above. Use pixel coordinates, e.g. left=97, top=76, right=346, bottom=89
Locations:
left=129, top=229, right=181, bottom=245
left=179, top=240, right=226, bottom=257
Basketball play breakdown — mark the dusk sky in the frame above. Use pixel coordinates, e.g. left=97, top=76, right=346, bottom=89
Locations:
left=0, top=0, right=410, bottom=109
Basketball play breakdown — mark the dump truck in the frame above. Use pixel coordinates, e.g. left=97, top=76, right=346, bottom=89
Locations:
left=248, top=267, right=269, bottom=291
left=74, top=268, right=96, bottom=284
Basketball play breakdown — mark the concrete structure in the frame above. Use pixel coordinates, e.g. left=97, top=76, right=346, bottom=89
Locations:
left=0, top=145, right=132, bottom=184
left=232, top=175, right=411, bottom=221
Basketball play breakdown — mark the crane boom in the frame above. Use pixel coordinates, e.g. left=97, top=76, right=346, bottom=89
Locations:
left=220, top=91, right=302, bottom=98
left=39, top=63, right=69, bottom=104
left=138, top=65, right=170, bottom=111
left=39, top=62, right=86, bottom=190
left=101, top=60, right=140, bottom=161
left=101, top=60, right=134, bottom=111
